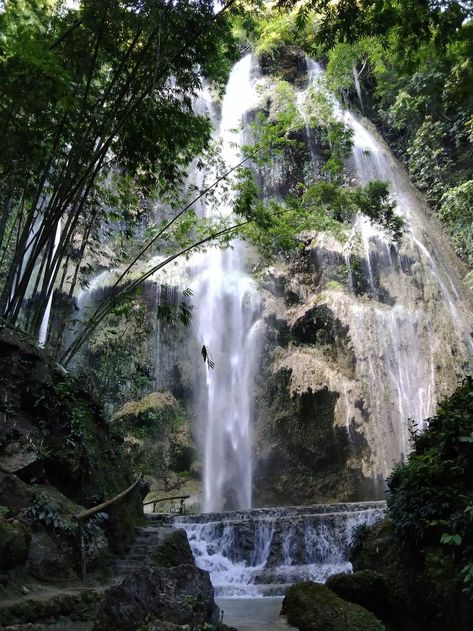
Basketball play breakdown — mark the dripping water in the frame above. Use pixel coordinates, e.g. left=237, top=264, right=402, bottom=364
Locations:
left=305, top=59, right=473, bottom=474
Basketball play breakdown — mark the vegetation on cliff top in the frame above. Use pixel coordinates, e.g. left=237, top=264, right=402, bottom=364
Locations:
left=0, top=0, right=411, bottom=362
left=262, top=0, right=473, bottom=276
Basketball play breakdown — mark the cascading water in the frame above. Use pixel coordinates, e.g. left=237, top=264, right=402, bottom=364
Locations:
left=191, top=54, right=263, bottom=513
left=305, top=60, right=473, bottom=477
left=174, top=502, right=385, bottom=597
left=38, top=219, right=62, bottom=347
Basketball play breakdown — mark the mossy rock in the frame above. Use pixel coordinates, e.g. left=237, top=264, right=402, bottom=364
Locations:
left=26, top=531, right=77, bottom=582
left=0, top=516, right=31, bottom=570
left=281, top=581, right=385, bottom=631
left=325, top=571, right=389, bottom=620
left=350, top=519, right=413, bottom=614
left=0, top=588, right=100, bottom=626
left=112, top=392, right=179, bottom=428
left=151, top=528, right=194, bottom=568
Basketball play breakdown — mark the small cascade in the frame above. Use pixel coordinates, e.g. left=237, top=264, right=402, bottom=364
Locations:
left=174, top=502, right=385, bottom=597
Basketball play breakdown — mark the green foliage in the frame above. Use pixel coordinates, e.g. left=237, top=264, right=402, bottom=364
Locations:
left=236, top=175, right=402, bottom=259
left=326, top=37, right=386, bottom=95
left=24, top=492, right=108, bottom=559
left=25, top=492, right=76, bottom=533
left=305, top=0, right=473, bottom=274
left=0, top=0, right=240, bottom=347
left=253, top=8, right=312, bottom=58
left=233, top=68, right=404, bottom=260
left=439, top=181, right=473, bottom=265
left=406, top=117, right=453, bottom=204
left=387, top=378, right=473, bottom=595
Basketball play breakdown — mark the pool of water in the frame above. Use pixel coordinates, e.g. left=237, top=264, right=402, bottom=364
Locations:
left=216, top=597, right=296, bottom=630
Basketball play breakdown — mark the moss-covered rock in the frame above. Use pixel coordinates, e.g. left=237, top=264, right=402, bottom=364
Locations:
left=26, top=531, right=77, bottom=582
left=151, top=528, right=194, bottom=568
left=0, top=517, right=31, bottom=570
left=0, top=588, right=100, bottom=626
left=350, top=517, right=473, bottom=629
left=112, top=391, right=196, bottom=492
left=93, top=565, right=219, bottom=631
left=281, top=581, right=385, bottom=630
left=0, top=326, right=143, bottom=580
left=0, top=326, right=136, bottom=505
left=325, top=570, right=389, bottom=621
left=258, top=45, right=307, bottom=86
left=350, top=519, right=410, bottom=612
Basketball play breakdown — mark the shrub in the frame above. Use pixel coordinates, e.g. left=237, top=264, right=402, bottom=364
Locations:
left=387, top=377, right=473, bottom=595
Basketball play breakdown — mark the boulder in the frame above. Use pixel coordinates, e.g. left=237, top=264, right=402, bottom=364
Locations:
left=0, top=589, right=100, bottom=627
left=0, top=517, right=31, bottom=570
left=281, top=581, right=385, bottom=631
left=0, top=472, right=33, bottom=514
left=26, top=531, right=77, bottom=582
left=325, top=570, right=389, bottom=620
left=152, top=528, right=194, bottom=568
left=93, top=564, right=219, bottom=631
left=350, top=519, right=412, bottom=613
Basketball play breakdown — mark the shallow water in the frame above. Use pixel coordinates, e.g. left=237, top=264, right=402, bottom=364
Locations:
left=216, top=597, right=297, bottom=631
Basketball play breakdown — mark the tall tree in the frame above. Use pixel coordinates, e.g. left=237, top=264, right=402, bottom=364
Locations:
left=0, top=0, right=239, bottom=342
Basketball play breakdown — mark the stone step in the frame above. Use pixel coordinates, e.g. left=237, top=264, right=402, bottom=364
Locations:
left=144, top=514, right=174, bottom=523
left=122, top=554, right=148, bottom=561
left=134, top=528, right=174, bottom=537
left=128, top=541, right=155, bottom=554
left=111, top=524, right=179, bottom=578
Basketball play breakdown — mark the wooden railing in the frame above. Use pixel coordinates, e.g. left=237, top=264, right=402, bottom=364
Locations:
left=74, top=472, right=144, bottom=581
left=143, top=495, right=190, bottom=515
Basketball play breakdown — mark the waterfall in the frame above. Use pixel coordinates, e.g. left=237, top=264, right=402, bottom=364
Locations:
left=191, top=54, right=263, bottom=513
left=305, top=60, right=473, bottom=475
left=174, top=502, right=385, bottom=597
left=38, top=218, right=62, bottom=347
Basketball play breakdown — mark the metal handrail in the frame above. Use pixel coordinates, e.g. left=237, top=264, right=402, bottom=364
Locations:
left=143, top=494, right=190, bottom=514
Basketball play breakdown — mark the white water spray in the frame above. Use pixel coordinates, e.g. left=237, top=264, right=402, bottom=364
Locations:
left=306, top=60, right=473, bottom=472
left=38, top=219, right=62, bottom=347
left=175, top=502, right=385, bottom=597
left=192, top=55, right=262, bottom=513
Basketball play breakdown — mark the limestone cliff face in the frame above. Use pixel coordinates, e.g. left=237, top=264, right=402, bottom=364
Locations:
left=252, top=250, right=379, bottom=505
left=58, top=49, right=473, bottom=510
left=249, top=53, right=473, bottom=505
left=252, top=217, right=473, bottom=505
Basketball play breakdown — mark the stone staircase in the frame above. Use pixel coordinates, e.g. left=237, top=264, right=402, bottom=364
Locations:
left=111, top=515, right=176, bottom=579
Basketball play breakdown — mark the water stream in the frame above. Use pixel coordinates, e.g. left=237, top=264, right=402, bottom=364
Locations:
left=175, top=501, right=385, bottom=597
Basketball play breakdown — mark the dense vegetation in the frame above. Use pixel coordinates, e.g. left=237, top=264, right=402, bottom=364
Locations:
left=248, top=0, right=473, bottom=282
left=0, top=0, right=412, bottom=365
left=0, top=0, right=240, bottom=359
left=351, top=378, right=473, bottom=628
left=388, top=377, right=473, bottom=597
